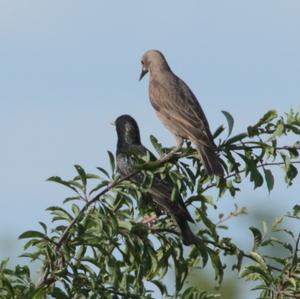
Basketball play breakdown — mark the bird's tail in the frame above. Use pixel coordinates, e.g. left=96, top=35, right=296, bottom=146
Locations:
left=194, top=142, right=224, bottom=176
left=176, top=218, right=202, bottom=246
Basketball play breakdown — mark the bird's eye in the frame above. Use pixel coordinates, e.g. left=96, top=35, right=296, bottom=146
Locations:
left=141, top=60, right=144, bottom=65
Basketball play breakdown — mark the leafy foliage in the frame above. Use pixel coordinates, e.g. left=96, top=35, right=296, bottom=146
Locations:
left=0, top=110, right=299, bottom=298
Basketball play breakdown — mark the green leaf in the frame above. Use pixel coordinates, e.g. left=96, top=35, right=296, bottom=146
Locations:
left=74, top=164, right=87, bottom=187
left=249, top=227, right=263, bottom=251
left=119, top=221, right=133, bottom=231
left=72, top=204, right=81, bottom=216
left=151, top=280, right=167, bottom=295
left=73, top=173, right=100, bottom=181
left=47, top=176, right=77, bottom=192
left=250, top=252, right=267, bottom=269
left=51, top=287, right=69, bottom=299
left=85, top=173, right=101, bottom=179
left=285, top=164, right=298, bottom=185
left=89, top=181, right=109, bottom=195
left=31, top=287, right=47, bottom=299
left=256, top=110, right=278, bottom=126
left=46, top=206, right=73, bottom=222
left=67, top=180, right=83, bottom=189
left=0, top=274, right=15, bottom=296
left=38, top=222, right=47, bottom=234
left=108, top=151, right=115, bottom=173
left=226, top=132, right=248, bottom=144
left=222, top=110, right=234, bottom=137
left=240, top=265, right=272, bottom=283
left=181, top=287, right=212, bottom=299
left=97, top=166, right=110, bottom=178
left=271, top=122, right=285, bottom=139
left=263, top=169, right=274, bottom=193
left=232, top=250, right=244, bottom=272
left=18, top=230, right=45, bottom=239
left=239, top=154, right=264, bottom=188
left=208, top=249, right=224, bottom=285
left=150, top=135, right=163, bottom=154
left=63, top=196, right=81, bottom=204
left=142, top=171, right=154, bottom=189
left=292, top=204, right=300, bottom=217
left=213, top=125, right=225, bottom=138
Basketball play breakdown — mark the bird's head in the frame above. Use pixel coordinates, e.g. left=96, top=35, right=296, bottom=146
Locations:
left=139, top=49, right=170, bottom=80
left=112, top=114, right=141, bottom=146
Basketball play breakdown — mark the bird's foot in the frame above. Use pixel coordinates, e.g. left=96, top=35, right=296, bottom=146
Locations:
left=159, top=138, right=184, bottom=162
left=143, top=215, right=158, bottom=228
left=159, top=147, right=179, bottom=162
left=159, top=152, right=174, bottom=162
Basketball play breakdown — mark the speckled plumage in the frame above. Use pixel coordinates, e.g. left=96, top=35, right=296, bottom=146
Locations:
left=140, top=50, right=224, bottom=176
left=114, top=114, right=200, bottom=245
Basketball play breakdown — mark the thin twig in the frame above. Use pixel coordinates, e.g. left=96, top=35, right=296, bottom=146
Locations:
left=225, top=144, right=300, bottom=151
left=150, top=227, right=283, bottom=272
left=216, top=206, right=247, bottom=225
left=292, top=233, right=300, bottom=267
left=36, top=153, right=182, bottom=288
left=36, top=152, right=300, bottom=288
left=280, top=292, right=300, bottom=299
left=204, top=239, right=283, bottom=272
left=55, top=170, right=140, bottom=250
left=201, top=160, right=300, bottom=193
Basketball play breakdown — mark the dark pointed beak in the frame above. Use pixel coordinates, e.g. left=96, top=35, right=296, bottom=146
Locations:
left=139, top=68, right=148, bottom=81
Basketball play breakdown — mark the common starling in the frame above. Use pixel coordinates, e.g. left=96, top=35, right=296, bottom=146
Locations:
left=113, top=114, right=200, bottom=246
left=139, top=50, right=224, bottom=176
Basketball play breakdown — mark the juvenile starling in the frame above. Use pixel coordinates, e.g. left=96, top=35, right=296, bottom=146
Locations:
left=139, top=50, right=224, bottom=176
left=113, top=114, right=200, bottom=246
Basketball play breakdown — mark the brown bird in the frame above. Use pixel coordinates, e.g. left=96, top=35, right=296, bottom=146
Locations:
left=139, top=50, right=224, bottom=176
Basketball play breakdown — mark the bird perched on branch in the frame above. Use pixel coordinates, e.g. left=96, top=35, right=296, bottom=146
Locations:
left=139, top=49, right=224, bottom=176
left=113, top=114, right=200, bottom=246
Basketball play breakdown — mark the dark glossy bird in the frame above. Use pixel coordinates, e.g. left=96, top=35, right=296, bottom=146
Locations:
left=113, top=114, right=200, bottom=246
left=139, top=49, right=224, bottom=176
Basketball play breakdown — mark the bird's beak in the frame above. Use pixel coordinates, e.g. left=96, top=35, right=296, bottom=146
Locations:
left=139, top=67, right=148, bottom=81
left=110, top=121, right=116, bottom=126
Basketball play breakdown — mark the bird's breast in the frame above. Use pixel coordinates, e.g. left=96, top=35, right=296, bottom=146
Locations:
left=155, top=110, right=188, bottom=139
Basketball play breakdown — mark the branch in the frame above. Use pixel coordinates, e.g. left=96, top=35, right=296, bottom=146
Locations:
left=292, top=233, right=300, bottom=268
left=280, top=292, right=300, bottom=299
left=151, top=227, right=283, bottom=272
left=216, top=205, right=247, bottom=225
left=225, top=144, right=300, bottom=151
left=36, top=153, right=182, bottom=289
left=55, top=170, right=140, bottom=250
left=104, top=288, right=140, bottom=298
left=203, top=240, right=283, bottom=272
left=36, top=151, right=300, bottom=289
left=201, top=160, right=300, bottom=193
left=55, top=151, right=193, bottom=248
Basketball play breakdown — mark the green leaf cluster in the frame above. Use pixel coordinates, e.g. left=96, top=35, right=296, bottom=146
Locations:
left=0, top=110, right=299, bottom=298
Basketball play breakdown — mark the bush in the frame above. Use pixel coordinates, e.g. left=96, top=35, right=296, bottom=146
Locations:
left=0, top=110, right=299, bottom=299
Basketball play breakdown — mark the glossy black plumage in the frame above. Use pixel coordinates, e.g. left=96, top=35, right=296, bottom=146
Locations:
left=114, top=114, right=200, bottom=245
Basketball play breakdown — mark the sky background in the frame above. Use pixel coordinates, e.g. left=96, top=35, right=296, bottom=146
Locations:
left=0, top=1, right=299, bottom=297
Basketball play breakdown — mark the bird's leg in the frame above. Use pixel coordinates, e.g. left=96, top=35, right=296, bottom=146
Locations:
left=160, top=136, right=184, bottom=162
left=143, top=214, right=158, bottom=228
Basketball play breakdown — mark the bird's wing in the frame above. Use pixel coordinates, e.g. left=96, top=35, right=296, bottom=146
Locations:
left=150, top=75, right=216, bottom=149
left=116, top=153, right=136, bottom=176
left=117, top=144, right=194, bottom=223
left=148, top=177, right=195, bottom=223
left=134, top=144, right=194, bottom=222
left=117, top=143, right=155, bottom=170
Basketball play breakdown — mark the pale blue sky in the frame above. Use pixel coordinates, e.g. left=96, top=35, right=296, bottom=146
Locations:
left=0, top=1, right=299, bottom=296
